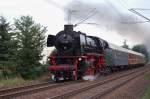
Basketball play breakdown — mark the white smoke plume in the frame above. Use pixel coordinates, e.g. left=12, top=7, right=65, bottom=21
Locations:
left=82, top=74, right=99, bottom=81
left=64, top=0, right=150, bottom=48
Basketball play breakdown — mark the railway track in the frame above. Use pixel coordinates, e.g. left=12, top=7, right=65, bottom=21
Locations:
left=48, top=67, right=148, bottom=99
left=0, top=80, right=83, bottom=99
left=85, top=69, right=148, bottom=99
left=0, top=81, right=50, bottom=95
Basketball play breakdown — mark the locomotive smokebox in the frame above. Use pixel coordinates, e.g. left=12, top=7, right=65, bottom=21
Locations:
left=64, top=25, right=73, bottom=32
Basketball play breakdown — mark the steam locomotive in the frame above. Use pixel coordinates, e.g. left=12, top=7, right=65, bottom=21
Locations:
left=47, top=25, right=146, bottom=81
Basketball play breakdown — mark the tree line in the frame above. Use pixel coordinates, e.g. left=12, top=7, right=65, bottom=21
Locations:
left=0, top=16, right=47, bottom=79
left=122, top=42, right=149, bottom=62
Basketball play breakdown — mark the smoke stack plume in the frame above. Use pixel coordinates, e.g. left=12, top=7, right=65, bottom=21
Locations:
left=64, top=0, right=150, bottom=52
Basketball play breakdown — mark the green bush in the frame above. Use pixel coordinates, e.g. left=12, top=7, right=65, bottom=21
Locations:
left=0, top=71, right=4, bottom=79
left=17, top=65, right=48, bottom=80
left=0, top=70, right=17, bottom=80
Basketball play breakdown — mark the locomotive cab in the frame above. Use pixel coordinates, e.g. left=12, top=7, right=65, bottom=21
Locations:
left=79, top=33, right=105, bottom=54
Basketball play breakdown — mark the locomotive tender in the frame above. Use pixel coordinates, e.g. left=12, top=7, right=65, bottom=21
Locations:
left=47, top=25, right=146, bottom=81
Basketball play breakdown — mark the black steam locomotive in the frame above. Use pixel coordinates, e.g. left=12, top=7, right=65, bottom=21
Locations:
left=47, top=25, right=146, bottom=81
left=47, top=25, right=108, bottom=55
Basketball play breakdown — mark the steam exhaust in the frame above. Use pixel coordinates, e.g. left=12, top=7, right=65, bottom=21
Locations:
left=82, top=74, right=99, bottom=81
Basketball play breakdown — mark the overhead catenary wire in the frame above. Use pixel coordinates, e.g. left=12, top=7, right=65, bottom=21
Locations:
left=105, top=0, right=123, bottom=18
left=121, top=21, right=150, bottom=24
left=105, top=0, right=142, bottom=24
left=47, top=0, right=150, bottom=25
left=74, top=8, right=97, bottom=27
left=129, top=8, right=150, bottom=22
left=116, top=0, right=150, bottom=24
left=44, top=0, right=65, bottom=10
left=82, top=23, right=100, bottom=25
left=131, top=8, right=150, bottom=10
left=45, top=0, right=97, bottom=26
left=118, top=0, right=130, bottom=9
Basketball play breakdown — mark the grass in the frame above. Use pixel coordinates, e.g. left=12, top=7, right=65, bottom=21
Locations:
left=0, top=78, right=27, bottom=88
left=0, top=74, right=49, bottom=88
left=0, top=69, right=49, bottom=88
left=142, top=74, right=150, bottom=99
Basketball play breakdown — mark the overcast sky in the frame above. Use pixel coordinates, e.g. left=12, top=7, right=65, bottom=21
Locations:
left=0, top=0, right=150, bottom=63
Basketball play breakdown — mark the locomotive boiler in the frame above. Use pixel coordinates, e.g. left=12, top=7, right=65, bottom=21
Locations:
left=47, top=25, right=146, bottom=81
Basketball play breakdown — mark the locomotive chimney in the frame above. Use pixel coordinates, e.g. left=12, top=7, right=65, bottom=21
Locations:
left=64, top=24, right=73, bottom=32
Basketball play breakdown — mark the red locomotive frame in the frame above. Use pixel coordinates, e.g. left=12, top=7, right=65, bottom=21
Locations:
left=48, top=54, right=106, bottom=81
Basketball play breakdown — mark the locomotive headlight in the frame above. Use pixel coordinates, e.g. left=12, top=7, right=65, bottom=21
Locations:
left=64, top=46, right=67, bottom=49
left=78, top=58, right=82, bottom=61
left=63, top=34, right=67, bottom=38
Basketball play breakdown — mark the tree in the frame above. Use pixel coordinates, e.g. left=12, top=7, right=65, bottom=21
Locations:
left=0, top=16, right=16, bottom=79
left=14, top=16, right=47, bottom=79
left=132, top=44, right=149, bottom=62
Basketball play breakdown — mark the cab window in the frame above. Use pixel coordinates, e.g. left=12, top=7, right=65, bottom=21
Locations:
left=86, top=37, right=96, bottom=47
left=80, top=34, right=86, bottom=46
